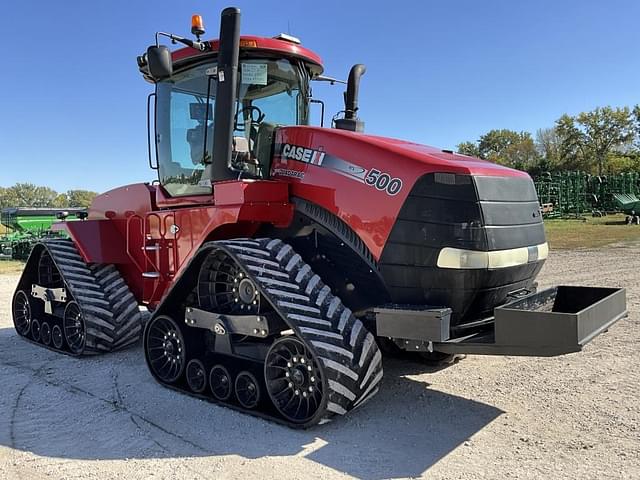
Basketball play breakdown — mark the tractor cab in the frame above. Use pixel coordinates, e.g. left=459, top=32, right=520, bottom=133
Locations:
left=138, top=16, right=325, bottom=198
left=155, top=54, right=310, bottom=196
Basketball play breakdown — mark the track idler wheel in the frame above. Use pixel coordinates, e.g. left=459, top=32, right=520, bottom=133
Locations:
left=186, top=359, right=207, bottom=393
left=52, top=325, right=64, bottom=349
left=31, top=319, right=41, bottom=342
left=235, top=371, right=260, bottom=409
left=63, top=301, right=86, bottom=354
left=265, top=336, right=325, bottom=424
left=209, top=365, right=232, bottom=401
left=12, top=290, right=32, bottom=337
left=40, top=322, right=52, bottom=346
left=145, top=315, right=186, bottom=383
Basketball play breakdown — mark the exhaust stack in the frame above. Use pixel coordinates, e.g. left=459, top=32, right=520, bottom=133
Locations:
left=212, top=7, right=241, bottom=180
left=335, top=64, right=366, bottom=132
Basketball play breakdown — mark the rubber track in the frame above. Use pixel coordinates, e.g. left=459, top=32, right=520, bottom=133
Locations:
left=217, top=238, right=384, bottom=421
left=36, top=239, right=144, bottom=355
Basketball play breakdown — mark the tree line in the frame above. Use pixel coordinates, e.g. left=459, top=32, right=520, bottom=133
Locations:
left=457, top=105, right=640, bottom=176
left=0, top=183, right=97, bottom=209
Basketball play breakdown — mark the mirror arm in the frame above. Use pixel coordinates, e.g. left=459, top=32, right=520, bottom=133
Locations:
left=313, top=75, right=347, bottom=85
left=155, top=31, right=209, bottom=52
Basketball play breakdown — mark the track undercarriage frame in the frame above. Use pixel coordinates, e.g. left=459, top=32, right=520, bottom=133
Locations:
left=143, top=238, right=383, bottom=427
left=12, top=239, right=144, bottom=356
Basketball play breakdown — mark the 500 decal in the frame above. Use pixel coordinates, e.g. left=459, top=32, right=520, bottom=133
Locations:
left=364, top=169, right=403, bottom=196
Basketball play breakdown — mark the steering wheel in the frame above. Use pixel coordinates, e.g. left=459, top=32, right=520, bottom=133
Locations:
left=234, top=106, right=265, bottom=132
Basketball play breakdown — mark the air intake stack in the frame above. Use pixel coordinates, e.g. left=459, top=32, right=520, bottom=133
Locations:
left=335, top=64, right=366, bottom=132
left=212, top=7, right=241, bottom=180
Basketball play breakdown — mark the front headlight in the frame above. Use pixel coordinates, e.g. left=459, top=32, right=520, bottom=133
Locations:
left=437, top=243, right=548, bottom=269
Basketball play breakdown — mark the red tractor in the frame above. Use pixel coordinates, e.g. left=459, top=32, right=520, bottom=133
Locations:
left=11, top=7, right=626, bottom=427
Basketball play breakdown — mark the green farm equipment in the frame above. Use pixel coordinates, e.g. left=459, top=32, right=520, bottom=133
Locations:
left=612, top=193, right=640, bottom=214
left=0, top=208, right=87, bottom=260
left=534, top=171, right=640, bottom=217
left=534, top=172, right=589, bottom=218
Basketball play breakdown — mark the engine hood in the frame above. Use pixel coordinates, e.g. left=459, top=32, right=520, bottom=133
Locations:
left=277, top=126, right=529, bottom=179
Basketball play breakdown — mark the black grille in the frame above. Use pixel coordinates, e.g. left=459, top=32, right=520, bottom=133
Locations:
left=379, top=173, right=546, bottom=324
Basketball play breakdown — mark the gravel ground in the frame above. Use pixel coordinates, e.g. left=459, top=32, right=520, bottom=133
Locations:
left=0, top=245, right=638, bottom=480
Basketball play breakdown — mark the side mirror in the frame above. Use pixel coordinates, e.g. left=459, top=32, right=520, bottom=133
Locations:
left=147, top=45, right=173, bottom=80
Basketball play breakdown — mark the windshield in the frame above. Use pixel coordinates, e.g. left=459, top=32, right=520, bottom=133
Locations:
left=156, top=57, right=309, bottom=197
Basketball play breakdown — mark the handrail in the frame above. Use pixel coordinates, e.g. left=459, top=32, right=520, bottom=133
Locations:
left=125, top=214, right=146, bottom=274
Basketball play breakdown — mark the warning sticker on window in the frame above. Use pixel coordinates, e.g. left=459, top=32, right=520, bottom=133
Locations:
left=241, top=63, right=268, bottom=85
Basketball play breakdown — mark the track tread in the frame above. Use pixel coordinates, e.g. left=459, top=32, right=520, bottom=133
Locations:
left=19, top=239, right=146, bottom=355
left=223, top=238, right=383, bottom=424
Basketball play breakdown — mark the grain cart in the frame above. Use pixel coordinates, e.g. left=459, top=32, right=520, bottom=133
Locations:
left=1, top=208, right=86, bottom=260
left=11, top=7, right=626, bottom=427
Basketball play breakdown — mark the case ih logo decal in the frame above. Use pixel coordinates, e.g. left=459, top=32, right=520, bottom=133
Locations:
left=281, top=144, right=326, bottom=165
left=278, top=144, right=403, bottom=196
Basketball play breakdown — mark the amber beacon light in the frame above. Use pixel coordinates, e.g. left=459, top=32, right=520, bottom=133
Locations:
left=191, top=14, right=205, bottom=39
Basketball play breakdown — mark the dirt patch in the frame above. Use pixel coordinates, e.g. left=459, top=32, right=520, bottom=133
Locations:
left=0, top=261, right=24, bottom=275
left=0, top=246, right=638, bottom=479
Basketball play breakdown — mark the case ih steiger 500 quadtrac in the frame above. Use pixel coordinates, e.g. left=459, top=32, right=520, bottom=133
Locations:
left=11, top=7, right=626, bottom=427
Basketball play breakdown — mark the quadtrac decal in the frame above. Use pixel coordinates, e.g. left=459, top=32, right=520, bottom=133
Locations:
left=277, top=143, right=403, bottom=196
left=272, top=167, right=305, bottom=179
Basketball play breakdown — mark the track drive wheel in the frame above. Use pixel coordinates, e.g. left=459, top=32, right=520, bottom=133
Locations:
left=197, top=249, right=262, bottom=314
left=12, top=290, right=32, bottom=337
left=265, top=336, right=325, bottom=424
left=63, top=301, right=86, bottom=354
left=145, top=315, right=186, bottom=383
left=235, top=371, right=260, bottom=409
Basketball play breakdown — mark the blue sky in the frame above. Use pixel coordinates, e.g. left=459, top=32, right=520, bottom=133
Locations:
left=1, top=0, right=638, bottom=192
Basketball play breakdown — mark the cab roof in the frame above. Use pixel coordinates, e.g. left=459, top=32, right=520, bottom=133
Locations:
left=171, top=35, right=324, bottom=76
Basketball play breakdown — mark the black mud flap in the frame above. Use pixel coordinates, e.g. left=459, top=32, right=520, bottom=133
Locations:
left=434, top=286, right=627, bottom=357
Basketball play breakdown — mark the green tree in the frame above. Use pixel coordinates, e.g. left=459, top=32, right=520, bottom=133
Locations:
left=633, top=104, right=640, bottom=150
left=66, top=190, right=97, bottom=207
left=6, top=183, right=59, bottom=207
left=456, top=141, right=480, bottom=157
left=554, top=114, right=587, bottom=170
left=51, top=193, right=70, bottom=208
left=477, top=129, right=539, bottom=170
left=555, top=106, right=635, bottom=175
left=608, top=154, right=639, bottom=173
left=0, top=187, right=17, bottom=208
left=535, top=127, right=562, bottom=171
